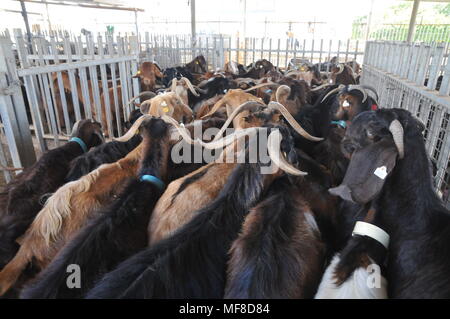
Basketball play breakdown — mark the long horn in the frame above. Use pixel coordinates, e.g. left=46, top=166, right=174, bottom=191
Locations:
left=276, top=85, right=290, bottom=103
left=310, top=83, right=331, bottom=91
left=170, top=77, right=178, bottom=93
left=0, top=163, right=23, bottom=171
left=113, top=115, right=151, bottom=142
left=347, top=85, right=368, bottom=102
left=181, top=77, right=200, bottom=96
left=336, top=63, right=345, bottom=75
left=200, top=96, right=226, bottom=119
left=70, top=120, right=83, bottom=138
left=389, top=119, right=404, bottom=159
left=267, top=129, right=307, bottom=176
left=211, top=101, right=263, bottom=142
left=127, top=91, right=155, bottom=106
left=360, top=84, right=379, bottom=102
left=268, top=101, right=323, bottom=142
left=320, top=85, right=344, bottom=103
left=243, top=82, right=276, bottom=92
left=163, top=114, right=259, bottom=150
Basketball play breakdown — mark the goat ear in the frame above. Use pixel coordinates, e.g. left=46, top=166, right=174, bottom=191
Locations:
left=329, top=138, right=398, bottom=204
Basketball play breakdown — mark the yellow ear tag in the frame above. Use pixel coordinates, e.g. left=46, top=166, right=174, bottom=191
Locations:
left=135, top=128, right=140, bottom=135
left=162, top=107, right=169, bottom=113
left=195, top=61, right=199, bottom=64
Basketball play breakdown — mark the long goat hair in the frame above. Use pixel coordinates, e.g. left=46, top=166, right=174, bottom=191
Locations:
left=85, top=129, right=288, bottom=298
left=225, top=176, right=326, bottom=298
left=65, top=134, right=142, bottom=182
left=20, top=118, right=172, bottom=299
left=0, top=120, right=103, bottom=270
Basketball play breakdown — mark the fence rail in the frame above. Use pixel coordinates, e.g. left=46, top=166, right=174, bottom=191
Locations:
left=139, top=33, right=365, bottom=70
left=362, top=41, right=450, bottom=207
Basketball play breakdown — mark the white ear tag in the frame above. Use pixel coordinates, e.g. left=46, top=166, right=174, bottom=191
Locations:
left=374, top=166, right=388, bottom=180
left=342, top=100, right=350, bottom=108
left=160, top=101, right=167, bottom=107
left=329, top=79, right=333, bottom=84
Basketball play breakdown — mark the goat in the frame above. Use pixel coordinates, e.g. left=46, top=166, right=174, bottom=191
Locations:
left=329, top=108, right=450, bottom=298
left=148, top=101, right=323, bottom=249
left=185, top=55, right=208, bottom=74
left=225, top=149, right=338, bottom=298
left=0, top=120, right=103, bottom=270
left=0, top=117, right=225, bottom=296
left=85, top=126, right=306, bottom=298
left=329, top=64, right=356, bottom=86
left=133, top=62, right=164, bottom=92
left=138, top=92, right=193, bottom=124
left=315, top=207, right=388, bottom=299
left=19, top=117, right=176, bottom=298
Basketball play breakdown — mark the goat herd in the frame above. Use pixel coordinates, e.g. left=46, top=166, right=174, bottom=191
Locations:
left=0, top=54, right=449, bottom=299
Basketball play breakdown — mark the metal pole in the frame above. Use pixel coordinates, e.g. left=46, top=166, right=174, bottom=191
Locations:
left=190, top=0, right=196, bottom=50
left=134, top=10, right=139, bottom=36
left=365, top=0, right=375, bottom=41
left=407, top=0, right=420, bottom=43
left=20, top=0, right=32, bottom=50
left=242, top=0, right=247, bottom=39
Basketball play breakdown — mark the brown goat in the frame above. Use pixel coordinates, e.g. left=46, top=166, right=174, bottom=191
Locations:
left=132, top=62, right=164, bottom=92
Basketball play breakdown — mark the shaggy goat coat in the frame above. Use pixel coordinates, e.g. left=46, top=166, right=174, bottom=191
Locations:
left=20, top=118, right=172, bottom=299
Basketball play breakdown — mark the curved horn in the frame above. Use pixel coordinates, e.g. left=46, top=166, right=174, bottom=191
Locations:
left=320, top=85, right=344, bottom=103
left=268, top=102, right=323, bottom=142
left=181, top=77, right=200, bottom=96
left=276, top=85, right=290, bottom=103
left=360, top=84, right=379, bottom=102
left=267, top=129, right=307, bottom=176
left=243, top=81, right=276, bottom=92
left=127, top=91, right=155, bottom=106
left=113, top=115, right=151, bottom=142
left=347, top=85, right=368, bottom=102
left=170, top=77, right=178, bottom=93
left=0, top=163, right=24, bottom=172
left=389, top=119, right=404, bottom=159
left=310, top=83, right=332, bottom=91
left=70, top=120, right=83, bottom=138
left=336, top=63, right=345, bottom=75
left=211, top=101, right=263, bottom=142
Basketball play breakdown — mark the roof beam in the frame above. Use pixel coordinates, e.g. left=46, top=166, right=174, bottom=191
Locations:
left=14, top=0, right=144, bottom=12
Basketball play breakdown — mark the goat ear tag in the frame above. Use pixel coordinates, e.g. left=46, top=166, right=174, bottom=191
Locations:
left=343, top=100, right=350, bottom=107
left=374, top=166, right=388, bottom=180
left=162, top=107, right=169, bottom=113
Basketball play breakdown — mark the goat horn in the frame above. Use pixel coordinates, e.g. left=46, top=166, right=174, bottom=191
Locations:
left=181, top=77, right=200, bottom=97
left=310, top=83, right=332, bottom=91
left=197, top=127, right=260, bottom=149
left=211, top=101, right=262, bottom=142
left=389, top=119, right=404, bottom=159
left=113, top=115, right=151, bottom=142
left=268, top=101, right=323, bottom=142
left=170, top=77, right=178, bottom=93
left=276, top=85, right=290, bottom=103
left=0, top=163, right=23, bottom=171
left=243, top=82, right=276, bottom=92
left=360, top=85, right=379, bottom=102
left=336, top=63, right=345, bottom=75
left=70, top=120, right=83, bottom=138
left=267, top=129, right=307, bottom=176
left=127, top=91, right=155, bottom=106
left=320, top=85, right=344, bottom=103
left=347, top=85, right=368, bottom=103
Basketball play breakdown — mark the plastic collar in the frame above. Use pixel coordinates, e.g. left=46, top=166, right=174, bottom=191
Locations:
left=69, top=137, right=88, bottom=153
left=330, top=120, right=347, bottom=129
left=139, top=175, right=165, bottom=190
left=352, top=221, right=389, bottom=249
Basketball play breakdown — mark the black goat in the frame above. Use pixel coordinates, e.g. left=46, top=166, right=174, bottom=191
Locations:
left=0, top=120, right=103, bottom=270
left=225, top=161, right=334, bottom=298
left=329, top=108, right=450, bottom=298
left=85, top=127, right=301, bottom=299
left=20, top=118, right=173, bottom=299
left=190, top=77, right=231, bottom=110
left=66, top=134, right=142, bottom=182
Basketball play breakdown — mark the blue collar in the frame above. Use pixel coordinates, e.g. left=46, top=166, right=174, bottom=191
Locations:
left=69, top=137, right=88, bottom=153
left=330, top=120, right=347, bottom=129
left=140, top=175, right=165, bottom=190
